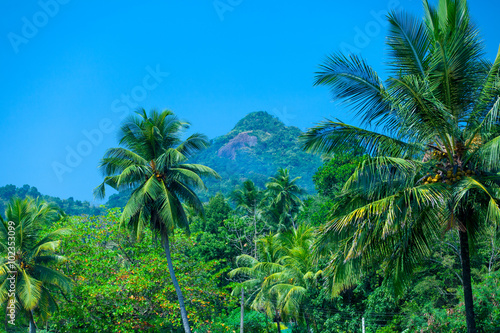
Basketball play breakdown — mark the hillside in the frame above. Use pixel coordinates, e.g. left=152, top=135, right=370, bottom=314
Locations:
left=0, top=184, right=104, bottom=217
left=190, top=111, right=322, bottom=199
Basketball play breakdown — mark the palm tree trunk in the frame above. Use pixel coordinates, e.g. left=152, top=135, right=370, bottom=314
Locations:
left=459, top=229, right=477, bottom=333
left=289, top=208, right=296, bottom=230
left=276, top=311, right=281, bottom=333
left=161, top=233, right=191, bottom=333
left=305, top=314, right=311, bottom=332
left=29, top=310, right=36, bottom=333
left=253, top=213, right=257, bottom=257
left=240, top=288, right=244, bottom=333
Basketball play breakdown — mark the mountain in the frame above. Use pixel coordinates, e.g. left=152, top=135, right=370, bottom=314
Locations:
left=190, top=111, right=322, bottom=200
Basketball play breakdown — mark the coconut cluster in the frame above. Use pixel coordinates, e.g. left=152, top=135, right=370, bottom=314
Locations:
left=20, top=261, right=31, bottom=270
left=432, top=151, right=447, bottom=160
left=423, top=168, right=475, bottom=185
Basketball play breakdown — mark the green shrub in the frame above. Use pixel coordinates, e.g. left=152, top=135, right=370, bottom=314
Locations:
left=224, top=309, right=268, bottom=333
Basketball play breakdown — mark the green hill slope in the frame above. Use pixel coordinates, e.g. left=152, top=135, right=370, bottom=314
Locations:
left=190, top=111, right=322, bottom=199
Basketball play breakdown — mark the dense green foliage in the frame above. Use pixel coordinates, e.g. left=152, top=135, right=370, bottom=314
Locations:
left=105, top=188, right=133, bottom=210
left=189, top=193, right=242, bottom=264
left=312, top=153, right=364, bottom=199
left=1, top=152, right=499, bottom=331
left=45, top=211, right=235, bottom=332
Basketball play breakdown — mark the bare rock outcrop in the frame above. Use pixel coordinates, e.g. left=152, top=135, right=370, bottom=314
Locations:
left=217, top=131, right=258, bottom=160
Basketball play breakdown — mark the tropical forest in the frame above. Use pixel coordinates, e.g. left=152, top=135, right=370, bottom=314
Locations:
left=1, top=0, right=500, bottom=332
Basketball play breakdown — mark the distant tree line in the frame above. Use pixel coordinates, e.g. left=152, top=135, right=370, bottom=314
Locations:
left=0, top=184, right=104, bottom=217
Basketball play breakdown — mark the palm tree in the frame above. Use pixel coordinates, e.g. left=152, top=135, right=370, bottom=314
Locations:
left=0, top=197, right=72, bottom=333
left=231, top=180, right=265, bottom=256
left=94, top=109, right=219, bottom=333
left=230, top=227, right=321, bottom=332
left=301, top=1, right=500, bottom=332
left=270, top=225, right=321, bottom=330
left=230, top=234, right=285, bottom=333
left=266, top=168, right=304, bottom=231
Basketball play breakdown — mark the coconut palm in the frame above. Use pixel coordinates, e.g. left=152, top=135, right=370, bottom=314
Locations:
left=230, top=227, right=321, bottom=332
left=230, top=234, right=285, bottom=333
left=269, top=225, right=321, bottom=330
left=301, top=1, right=500, bottom=332
left=266, top=168, right=304, bottom=231
left=94, top=109, right=219, bottom=333
left=231, top=180, right=265, bottom=256
left=232, top=180, right=264, bottom=216
left=0, top=197, right=71, bottom=333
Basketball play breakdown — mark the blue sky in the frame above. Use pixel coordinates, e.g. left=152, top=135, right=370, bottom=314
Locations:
left=0, top=0, right=499, bottom=202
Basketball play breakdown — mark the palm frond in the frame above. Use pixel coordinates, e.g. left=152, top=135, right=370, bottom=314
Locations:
left=176, top=133, right=210, bottom=158
left=386, top=10, right=429, bottom=76
left=314, top=53, right=397, bottom=128
left=301, top=120, right=421, bottom=157
left=17, top=270, right=42, bottom=310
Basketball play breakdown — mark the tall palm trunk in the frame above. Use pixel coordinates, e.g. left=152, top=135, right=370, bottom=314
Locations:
left=459, top=229, right=477, bottom=333
left=240, top=288, right=244, bottom=333
left=290, top=208, right=296, bottom=230
left=253, top=214, right=257, bottom=257
left=275, top=311, right=281, bottom=333
left=161, top=233, right=191, bottom=333
left=29, top=310, right=36, bottom=333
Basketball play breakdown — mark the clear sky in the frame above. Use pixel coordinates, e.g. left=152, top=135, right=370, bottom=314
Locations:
left=1, top=0, right=499, bottom=202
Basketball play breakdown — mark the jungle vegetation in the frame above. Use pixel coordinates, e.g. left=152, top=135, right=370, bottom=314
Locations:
left=1, top=0, right=499, bottom=332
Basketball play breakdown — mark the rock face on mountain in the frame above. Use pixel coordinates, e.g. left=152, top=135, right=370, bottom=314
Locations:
left=217, top=131, right=258, bottom=159
left=190, top=111, right=322, bottom=200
